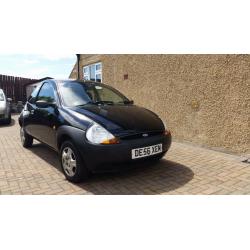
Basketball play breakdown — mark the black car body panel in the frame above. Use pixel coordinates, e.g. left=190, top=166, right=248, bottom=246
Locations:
left=75, top=132, right=171, bottom=173
left=70, top=104, right=165, bottom=133
left=19, top=79, right=172, bottom=173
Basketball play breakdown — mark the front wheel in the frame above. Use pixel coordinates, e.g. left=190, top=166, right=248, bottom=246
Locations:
left=150, top=152, right=166, bottom=162
left=60, top=141, right=90, bottom=183
left=20, top=127, right=33, bottom=148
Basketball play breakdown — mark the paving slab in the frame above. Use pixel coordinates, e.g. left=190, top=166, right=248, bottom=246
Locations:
left=0, top=115, right=249, bottom=195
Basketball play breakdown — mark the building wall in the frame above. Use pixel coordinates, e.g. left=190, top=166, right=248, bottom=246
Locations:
left=70, top=55, right=250, bottom=154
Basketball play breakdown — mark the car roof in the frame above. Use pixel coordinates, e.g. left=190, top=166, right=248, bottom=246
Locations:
left=36, top=79, right=109, bottom=90
left=37, top=79, right=102, bottom=85
left=53, top=79, right=110, bottom=88
left=54, top=79, right=102, bottom=85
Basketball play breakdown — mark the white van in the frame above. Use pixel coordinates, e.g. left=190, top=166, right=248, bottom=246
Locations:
left=0, top=89, right=11, bottom=124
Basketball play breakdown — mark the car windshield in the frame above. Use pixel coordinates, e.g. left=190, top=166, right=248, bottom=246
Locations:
left=60, top=82, right=130, bottom=107
left=0, top=92, right=4, bottom=101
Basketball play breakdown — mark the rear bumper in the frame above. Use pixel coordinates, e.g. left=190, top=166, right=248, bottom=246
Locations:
left=77, top=133, right=172, bottom=173
left=0, top=109, right=8, bottom=120
left=0, top=104, right=10, bottom=120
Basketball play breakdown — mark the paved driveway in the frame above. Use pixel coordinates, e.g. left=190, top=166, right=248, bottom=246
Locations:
left=0, top=114, right=249, bottom=195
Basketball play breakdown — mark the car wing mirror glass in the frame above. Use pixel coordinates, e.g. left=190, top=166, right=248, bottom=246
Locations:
left=36, top=100, right=49, bottom=108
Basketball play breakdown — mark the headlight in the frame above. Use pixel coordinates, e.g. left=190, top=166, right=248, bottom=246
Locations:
left=162, top=119, right=170, bottom=135
left=86, top=123, right=119, bottom=145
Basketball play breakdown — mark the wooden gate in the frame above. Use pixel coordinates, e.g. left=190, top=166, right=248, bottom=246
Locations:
left=0, top=74, right=42, bottom=102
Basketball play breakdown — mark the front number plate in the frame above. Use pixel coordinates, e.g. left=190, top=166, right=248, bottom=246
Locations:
left=131, top=144, right=163, bottom=159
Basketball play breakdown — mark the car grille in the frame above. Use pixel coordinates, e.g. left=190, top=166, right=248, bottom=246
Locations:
left=120, top=131, right=163, bottom=140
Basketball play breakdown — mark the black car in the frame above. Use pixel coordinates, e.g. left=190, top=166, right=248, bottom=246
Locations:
left=19, top=80, right=172, bottom=183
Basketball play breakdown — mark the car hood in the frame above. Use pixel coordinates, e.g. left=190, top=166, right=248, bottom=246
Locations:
left=69, top=104, right=165, bottom=134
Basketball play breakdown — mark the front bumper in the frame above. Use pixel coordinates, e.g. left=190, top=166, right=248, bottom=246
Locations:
left=77, top=133, right=172, bottom=173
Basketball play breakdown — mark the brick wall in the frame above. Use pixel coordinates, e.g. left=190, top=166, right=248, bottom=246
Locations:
left=69, top=54, right=250, bottom=154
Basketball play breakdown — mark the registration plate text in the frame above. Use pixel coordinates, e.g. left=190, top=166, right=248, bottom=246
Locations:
left=131, top=144, right=162, bottom=159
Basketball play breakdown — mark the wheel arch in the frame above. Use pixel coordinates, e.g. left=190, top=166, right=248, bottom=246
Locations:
left=56, top=125, right=86, bottom=151
left=57, top=134, right=73, bottom=150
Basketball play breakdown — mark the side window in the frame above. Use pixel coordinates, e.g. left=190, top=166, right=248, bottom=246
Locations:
left=37, top=82, right=56, bottom=103
left=28, top=84, right=41, bottom=103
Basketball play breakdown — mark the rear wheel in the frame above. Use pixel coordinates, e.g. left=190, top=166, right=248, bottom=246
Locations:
left=20, top=127, right=33, bottom=148
left=60, top=140, right=90, bottom=183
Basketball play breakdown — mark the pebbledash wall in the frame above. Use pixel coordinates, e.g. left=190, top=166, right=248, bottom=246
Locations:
left=69, top=55, right=250, bottom=154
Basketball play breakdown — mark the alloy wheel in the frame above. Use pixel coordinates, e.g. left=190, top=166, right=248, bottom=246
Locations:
left=62, top=147, right=77, bottom=177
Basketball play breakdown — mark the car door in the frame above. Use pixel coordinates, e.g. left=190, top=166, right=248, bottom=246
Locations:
left=24, top=84, right=42, bottom=137
left=33, top=81, right=59, bottom=148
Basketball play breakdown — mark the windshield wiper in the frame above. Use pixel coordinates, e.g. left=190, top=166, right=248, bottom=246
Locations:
left=93, top=101, right=114, bottom=105
left=75, top=102, right=93, bottom=107
left=118, top=100, right=134, bottom=105
left=75, top=101, right=114, bottom=107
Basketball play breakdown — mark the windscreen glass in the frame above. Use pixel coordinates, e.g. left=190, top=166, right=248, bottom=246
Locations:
left=60, top=82, right=129, bottom=107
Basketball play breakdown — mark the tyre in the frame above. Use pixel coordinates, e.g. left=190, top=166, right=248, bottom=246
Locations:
left=20, top=126, right=33, bottom=148
left=60, top=140, right=90, bottom=183
left=5, top=113, right=11, bottom=125
left=150, top=152, right=165, bottom=162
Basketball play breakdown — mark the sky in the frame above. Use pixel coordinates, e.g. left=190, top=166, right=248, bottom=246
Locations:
left=0, top=54, right=76, bottom=79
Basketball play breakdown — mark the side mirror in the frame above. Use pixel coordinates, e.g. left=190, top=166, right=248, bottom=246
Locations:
left=124, top=100, right=134, bottom=105
left=7, top=98, right=12, bottom=102
left=36, top=100, right=56, bottom=108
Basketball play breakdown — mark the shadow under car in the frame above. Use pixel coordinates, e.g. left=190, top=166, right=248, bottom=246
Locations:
left=29, top=142, right=194, bottom=195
